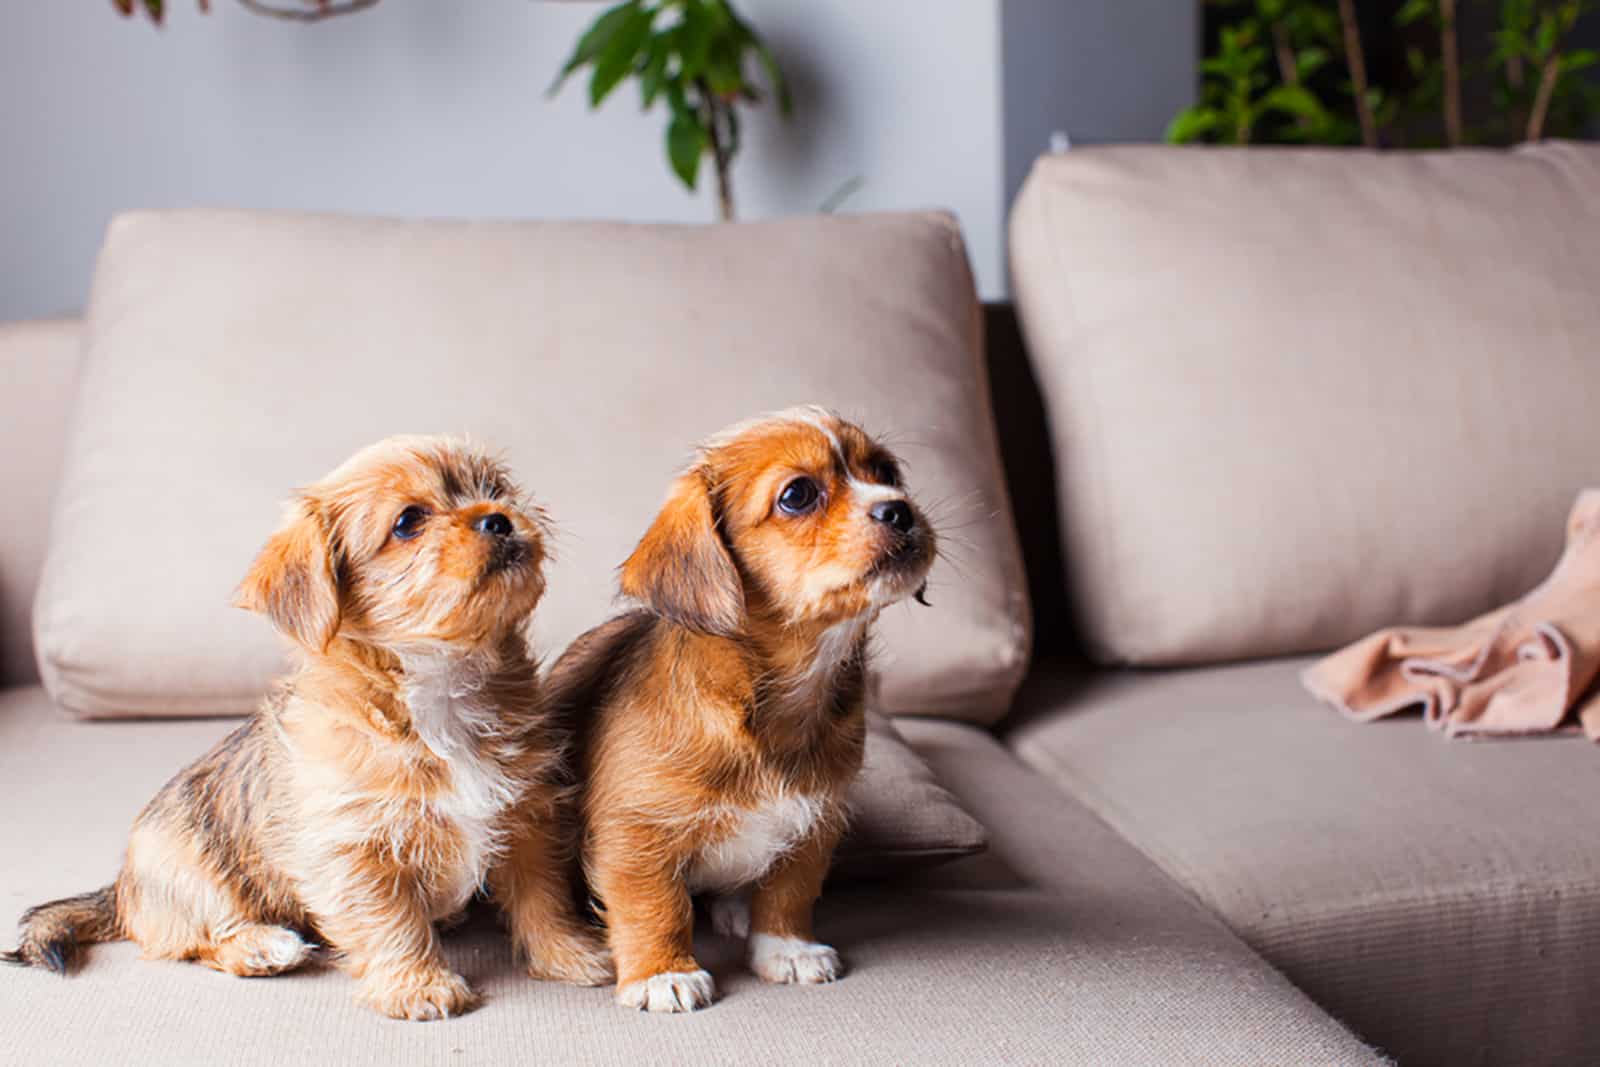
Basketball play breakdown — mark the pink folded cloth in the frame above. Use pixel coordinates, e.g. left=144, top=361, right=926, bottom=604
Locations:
left=1303, top=490, right=1600, bottom=741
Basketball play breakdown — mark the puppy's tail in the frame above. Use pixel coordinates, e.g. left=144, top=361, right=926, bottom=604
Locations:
left=1, top=885, right=120, bottom=974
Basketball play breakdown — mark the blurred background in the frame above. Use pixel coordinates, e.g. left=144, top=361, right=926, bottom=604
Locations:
left=7, top=1, right=1597, bottom=323
left=0, top=1, right=1193, bottom=318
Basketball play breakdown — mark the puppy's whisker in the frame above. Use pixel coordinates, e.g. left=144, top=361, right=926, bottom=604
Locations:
left=931, top=548, right=974, bottom=582
left=919, top=489, right=989, bottom=524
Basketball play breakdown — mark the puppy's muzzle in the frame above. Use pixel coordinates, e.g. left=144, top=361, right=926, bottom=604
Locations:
left=474, top=513, right=536, bottom=579
left=868, top=499, right=932, bottom=580
left=474, top=512, right=514, bottom=537
left=869, top=499, right=916, bottom=535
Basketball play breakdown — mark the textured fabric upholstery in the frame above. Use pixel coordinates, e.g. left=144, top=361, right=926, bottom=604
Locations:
left=0, top=318, right=80, bottom=687
left=1010, top=142, right=1600, bottom=667
left=1007, top=657, right=1600, bottom=1067
left=0, top=686, right=1378, bottom=1066
left=832, top=711, right=988, bottom=880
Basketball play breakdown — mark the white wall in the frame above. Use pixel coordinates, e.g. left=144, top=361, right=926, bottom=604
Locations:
left=0, top=2, right=1192, bottom=320
left=0, top=0, right=1004, bottom=318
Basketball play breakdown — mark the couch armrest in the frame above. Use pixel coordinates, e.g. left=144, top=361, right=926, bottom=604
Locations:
left=1, top=319, right=81, bottom=687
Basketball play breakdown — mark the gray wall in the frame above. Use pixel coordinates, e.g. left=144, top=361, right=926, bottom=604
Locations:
left=0, top=2, right=1192, bottom=320
left=1001, top=0, right=1198, bottom=210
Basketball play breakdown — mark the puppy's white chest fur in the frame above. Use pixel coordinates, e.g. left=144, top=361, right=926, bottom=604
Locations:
left=688, top=793, right=827, bottom=893
left=401, top=652, right=522, bottom=913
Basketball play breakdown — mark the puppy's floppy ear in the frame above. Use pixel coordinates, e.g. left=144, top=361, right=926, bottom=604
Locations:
left=620, top=468, right=743, bottom=636
left=234, top=497, right=342, bottom=652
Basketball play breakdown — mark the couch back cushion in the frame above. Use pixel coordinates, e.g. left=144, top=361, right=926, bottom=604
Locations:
left=0, top=319, right=81, bottom=688
left=1010, top=142, right=1600, bottom=666
left=34, top=210, right=1029, bottom=722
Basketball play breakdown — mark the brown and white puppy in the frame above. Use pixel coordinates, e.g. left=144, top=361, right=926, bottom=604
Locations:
left=540, top=406, right=936, bottom=1012
left=2, top=436, right=610, bottom=1019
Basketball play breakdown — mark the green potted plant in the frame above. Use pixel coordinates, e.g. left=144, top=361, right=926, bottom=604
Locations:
left=551, top=0, right=791, bottom=221
left=111, top=0, right=792, bottom=220
left=1169, top=0, right=1600, bottom=146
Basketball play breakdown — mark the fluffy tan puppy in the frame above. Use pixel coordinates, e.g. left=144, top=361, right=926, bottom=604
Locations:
left=3, top=436, right=610, bottom=1019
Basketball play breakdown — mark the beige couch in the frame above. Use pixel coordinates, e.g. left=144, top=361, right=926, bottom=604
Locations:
left=5, top=143, right=1598, bottom=1066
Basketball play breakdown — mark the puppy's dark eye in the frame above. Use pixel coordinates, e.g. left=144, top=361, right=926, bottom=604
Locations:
left=392, top=505, right=428, bottom=541
left=777, top=477, right=822, bottom=516
left=869, top=457, right=902, bottom=487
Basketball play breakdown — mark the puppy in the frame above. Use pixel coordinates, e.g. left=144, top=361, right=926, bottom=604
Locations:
left=540, top=406, right=936, bottom=1012
left=2, top=436, right=610, bottom=1019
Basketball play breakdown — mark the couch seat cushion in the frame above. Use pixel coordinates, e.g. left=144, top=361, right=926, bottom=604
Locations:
left=0, top=687, right=1376, bottom=1066
left=1007, top=657, right=1600, bottom=1067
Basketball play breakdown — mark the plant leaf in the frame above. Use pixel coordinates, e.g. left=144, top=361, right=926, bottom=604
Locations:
left=1563, top=48, right=1599, bottom=73
left=666, top=110, right=706, bottom=190
left=551, top=1, right=638, bottom=94
left=1396, top=0, right=1433, bottom=27
left=1537, top=12, right=1559, bottom=56
left=587, top=6, right=655, bottom=108
left=705, top=38, right=744, bottom=97
left=664, top=78, right=691, bottom=117
left=638, top=35, right=671, bottom=109
left=677, top=2, right=714, bottom=83
left=1262, top=84, right=1327, bottom=120
left=1297, top=46, right=1329, bottom=78
left=1165, top=107, right=1220, bottom=144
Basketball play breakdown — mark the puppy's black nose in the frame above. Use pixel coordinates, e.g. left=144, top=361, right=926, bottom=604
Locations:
left=474, top=513, right=514, bottom=537
left=870, top=499, right=915, bottom=534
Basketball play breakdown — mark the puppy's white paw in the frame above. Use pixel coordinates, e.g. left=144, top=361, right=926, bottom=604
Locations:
left=213, top=924, right=315, bottom=977
left=748, top=934, right=842, bottom=985
left=251, top=928, right=314, bottom=973
left=616, top=969, right=716, bottom=1013
left=708, top=893, right=751, bottom=940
